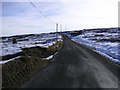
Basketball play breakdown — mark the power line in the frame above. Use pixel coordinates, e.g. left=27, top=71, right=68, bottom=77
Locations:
left=28, top=0, right=61, bottom=34
left=28, top=0, right=56, bottom=24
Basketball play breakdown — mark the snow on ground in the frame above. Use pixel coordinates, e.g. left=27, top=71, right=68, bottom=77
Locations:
left=0, top=56, right=21, bottom=64
left=66, top=28, right=120, bottom=64
left=42, top=55, right=54, bottom=60
left=42, top=51, right=58, bottom=61
left=0, top=33, right=62, bottom=58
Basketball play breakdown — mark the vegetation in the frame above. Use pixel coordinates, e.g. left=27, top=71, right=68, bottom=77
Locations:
left=47, top=41, right=63, bottom=54
left=2, top=52, right=24, bottom=61
left=2, top=56, right=49, bottom=88
left=2, top=40, right=63, bottom=88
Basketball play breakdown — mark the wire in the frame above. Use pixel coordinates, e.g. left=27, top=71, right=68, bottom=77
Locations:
left=28, top=0, right=56, bottom=24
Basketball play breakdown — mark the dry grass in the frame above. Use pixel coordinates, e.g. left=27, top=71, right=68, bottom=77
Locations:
left=2, top=40, right=63, bottom=88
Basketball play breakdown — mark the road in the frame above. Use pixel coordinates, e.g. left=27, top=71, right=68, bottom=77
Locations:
left=21, top=35, right=120, bottom=88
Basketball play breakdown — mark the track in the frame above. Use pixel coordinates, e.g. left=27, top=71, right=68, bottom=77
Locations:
left=21, top=35, right=120, bottom=88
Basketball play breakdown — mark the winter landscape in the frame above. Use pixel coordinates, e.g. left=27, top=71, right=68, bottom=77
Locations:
left=1, top=27, right=120, bottom=88
left=66, top=28, right=120, bottom=64
left=0, top=33, right=62, bottom=63
left=1, top=0, right=120, bottom=89
left=1, top=28, right=119, bottom=64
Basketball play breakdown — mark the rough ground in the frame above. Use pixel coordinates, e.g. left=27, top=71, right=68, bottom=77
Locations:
left=20, top=35, right=120, bottom=88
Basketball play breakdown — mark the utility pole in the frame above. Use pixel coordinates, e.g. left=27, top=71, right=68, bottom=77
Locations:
left=56, top=23, right=58, bottom=33
left=60, top=25, right=62, bottom=32
left=56, top=23, right=58, bottom=42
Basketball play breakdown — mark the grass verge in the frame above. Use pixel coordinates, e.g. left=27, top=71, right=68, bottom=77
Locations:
left=2, top=40, right=63, bottom=88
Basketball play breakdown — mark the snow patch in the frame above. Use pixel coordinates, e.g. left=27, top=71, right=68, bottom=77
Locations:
left=46, top=55, right=53, bottom=60
left=66, top=28, right=120, bottom=64
left=1, top=33, right=62, bottom=57
left=0, top=56, right=21, bottom=64
left=42, top=55, right=53, bottom=60
left=42, top=51, right=58, bottom=60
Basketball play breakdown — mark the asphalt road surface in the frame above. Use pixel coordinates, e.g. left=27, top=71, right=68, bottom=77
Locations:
left=21, top=35, right=120, bottom=88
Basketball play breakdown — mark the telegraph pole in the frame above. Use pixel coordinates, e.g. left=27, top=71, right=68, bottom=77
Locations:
left=60, top=25, right=62, bottom=32
left=56, top=23, right=58, bottom=42
left=56, top=23, right=58, bottom=33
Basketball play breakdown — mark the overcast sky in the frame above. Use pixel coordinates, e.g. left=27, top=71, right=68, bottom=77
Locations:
left=1, top=0, right=119, bottom=36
